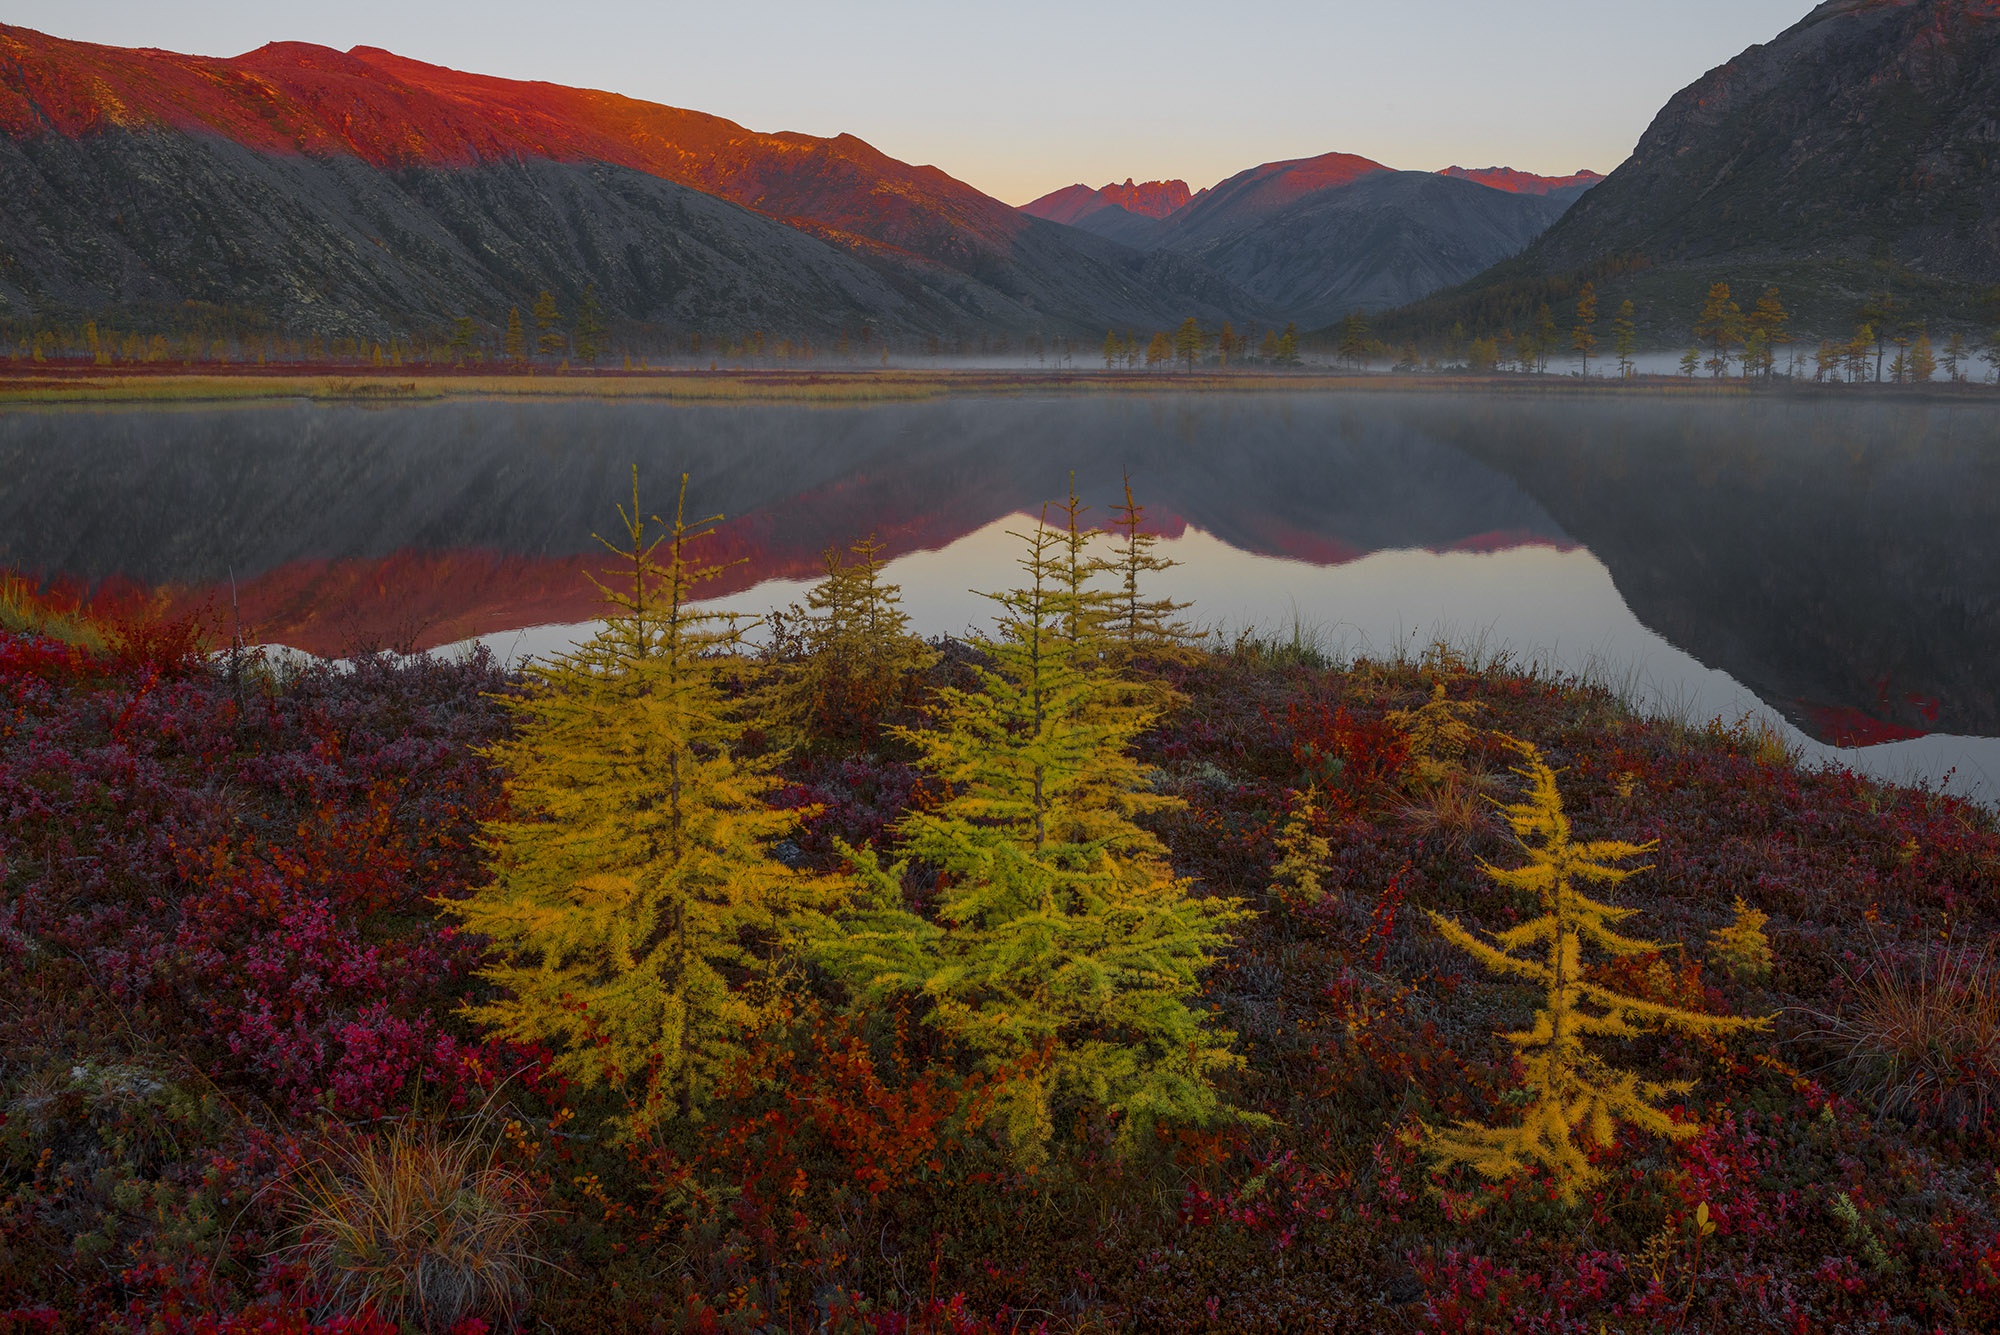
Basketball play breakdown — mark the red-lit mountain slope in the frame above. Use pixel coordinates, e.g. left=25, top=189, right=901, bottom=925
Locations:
left=1020, top=178, right=1203, bottom=250
left=0, top=26, right=1253, bottom=337
left=1022, top=179, right=1197, bottom=225
left=1438, top=166, right=1604, bottom=196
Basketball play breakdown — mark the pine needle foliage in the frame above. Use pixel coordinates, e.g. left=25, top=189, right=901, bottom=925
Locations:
left=817, top=501, right=1250, bottom=1162
left=1100, top=474, right=1195, bottom=657
left=1386, top=681, right=1483, bottom=789
left=770, top=534, right=936, bottom=753
left=449, top=471, right=829, bottom=1135
left=1424, top=739, right=1768, bottom=1203
left=1708, top=897, right=1774, bottom=983
left=1268, top=790, right=1332, bottom=911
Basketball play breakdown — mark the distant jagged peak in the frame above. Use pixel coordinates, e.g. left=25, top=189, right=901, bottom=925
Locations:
left=1095, top=178, right=1194, bottom=219
left=1439, top=165, right=1606, bottom=195
left=1020, top=176, right=1198, bottom=224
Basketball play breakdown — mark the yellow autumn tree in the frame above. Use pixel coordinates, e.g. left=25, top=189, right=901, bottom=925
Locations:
left=816, top=502, right=1250, bottom=1161
left=1267, top=790, right=1332, bottom=912
left=1424, top=739, right=1767, bottom=1202
left=449, top=472, right=829, bottom=1135
left=1098, top=474, right=1195, bottom=658
left=1386, top=682, right=1483, bottom=790
left=769, top=534, right=935, bottom=753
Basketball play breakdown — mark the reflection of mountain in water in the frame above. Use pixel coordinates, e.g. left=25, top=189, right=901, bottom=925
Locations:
left=4, top=392, right=1990, bottom=750
left=1425, top=397, right=2000, bottom=745
left=0, top=396, right=1565, bottom=654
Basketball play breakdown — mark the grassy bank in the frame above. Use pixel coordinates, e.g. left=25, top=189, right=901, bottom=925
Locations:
left=2, top=363, right=1957, bottom=407
left=3, top=582, right=1997, bottom=1331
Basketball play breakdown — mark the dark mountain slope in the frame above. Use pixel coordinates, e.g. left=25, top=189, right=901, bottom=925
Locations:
left=0, top=128, right=990, bottom=339
left=1156, top=151, right=1391, bottom=252
left=1381, top=0, right=2000, bottom=341
left=1188, top=172, right=1578, bottom=323
left=0, top=26, right=1253, bottom=337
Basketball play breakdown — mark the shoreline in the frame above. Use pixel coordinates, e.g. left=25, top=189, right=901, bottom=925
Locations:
left=2, top=364, right=1994, bottom=406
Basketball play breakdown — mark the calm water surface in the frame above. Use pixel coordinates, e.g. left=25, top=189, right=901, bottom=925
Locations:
left=3, top=391, right=1996, bottom=798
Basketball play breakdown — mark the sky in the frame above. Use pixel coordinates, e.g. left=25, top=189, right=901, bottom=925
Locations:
left=5, top=1, right=1819, bottom=205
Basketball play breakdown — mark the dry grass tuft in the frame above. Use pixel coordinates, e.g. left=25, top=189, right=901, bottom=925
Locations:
left=1819, top=943, right=2000, bottom=1132
left=1394, top=774, right=1493, bottom=849
left=281, top=1122, right=540, bottom=1332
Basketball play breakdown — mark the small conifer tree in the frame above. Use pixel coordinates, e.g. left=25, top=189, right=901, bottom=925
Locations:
left=771, top=534, right=936, bottom=752
left=817, top=507, right=1250, bottom=1160
left=1099, top=475, right=1193, bottom=657
left=1386, top=682, right=1482, bottom=789
left=450, top=471, right=828, bottom=1134
left=1424, top=740, right=1767, bottom=1203
left=1708, top=897, right=1774, bottom=983
left=1267, top=790, right=1331, bottom=912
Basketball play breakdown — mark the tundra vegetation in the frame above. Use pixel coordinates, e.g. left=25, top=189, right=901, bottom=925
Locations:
left=2, top=479, right=2000, bottom=1333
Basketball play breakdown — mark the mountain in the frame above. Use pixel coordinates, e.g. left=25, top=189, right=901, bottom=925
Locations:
left=1185, top=172, right=1580, bottom=324
left=1020, top=178, right=1200, bottom=250
left=1022, top=178, right=1195, bottom=224
left=0, top=27, right=1253, bottom=339
left=1438, top=166, right=1604, bottom=197
left=1154, top=151, right=1393, bottom=251
left=1386, top=0, right=2000, bottom=340
left=1021, top=152, right=1602, bottom=322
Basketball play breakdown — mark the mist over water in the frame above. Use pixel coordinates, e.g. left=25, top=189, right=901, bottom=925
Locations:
left=3, top=390, right=1995, bottom=798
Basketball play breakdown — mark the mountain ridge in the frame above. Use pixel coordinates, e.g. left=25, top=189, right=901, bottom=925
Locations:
left=0, top=25, right=1257, bottom=338
left=1378, top=0, right=2000, bottom=341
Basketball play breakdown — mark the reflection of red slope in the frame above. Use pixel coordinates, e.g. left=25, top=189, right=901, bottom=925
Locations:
left=0, top=25, right=1037, bottom=270
left=1803, top=704, right=1930, bottom=748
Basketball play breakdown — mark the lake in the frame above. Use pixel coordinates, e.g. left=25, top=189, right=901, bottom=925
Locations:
left=3, top=389, right=1996, bottom=799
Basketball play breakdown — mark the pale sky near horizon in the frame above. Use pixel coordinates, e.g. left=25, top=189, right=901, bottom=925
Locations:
left=5, top=1, right=1818, bottom=205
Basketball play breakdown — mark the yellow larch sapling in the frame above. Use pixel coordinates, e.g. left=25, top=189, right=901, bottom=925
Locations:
left=769, top=533, right=935, bottom=752
left=1423, top=738, right=1769, bottom=1203
left=1386, top=681, right=1483, bottom=790
left=447, top=471, right=831, bottom=1136
left=816, top=498, right=1252, bottom=1162
left=1707, top=897, right=1775, bottom=983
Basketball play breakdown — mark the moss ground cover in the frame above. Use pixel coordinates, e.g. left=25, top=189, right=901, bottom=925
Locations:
left=2, top=586, right=1998, bottom=1331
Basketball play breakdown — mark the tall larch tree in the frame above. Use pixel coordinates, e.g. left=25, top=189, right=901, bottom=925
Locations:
left=1612, top=299, right=1637, bottom=380
left=1746, top=286, right=1789, bottom=379
left=504, top=306, right=526, bottom=365
left=449, top=472, right=830, bottom=1135
left=1173, top=317, right=1205, bottom=372
left=1532, top=303, right=1559, bottom=373
left=1571, top=282, right=1598, bottom=378
left=533, top=290, right=566, bottom=358
left=1424, top=740, right=1768, bottom=1203
left=816, top=504, right=1251, bottom=1161
left=1276, top=322, right=1301, bottom=367
left=573, top=285, right=606, bottom=365
left=1694, top=283, right=1742, bottom=378
left=1337, top=312, right=1371, bottom=370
